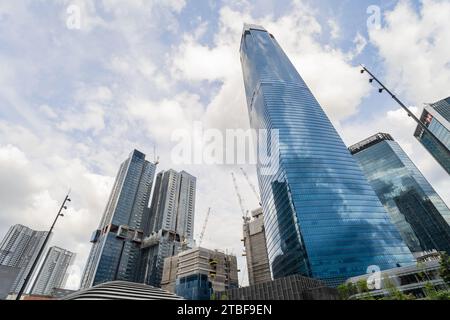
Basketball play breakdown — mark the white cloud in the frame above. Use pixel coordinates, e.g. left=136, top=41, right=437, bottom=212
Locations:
left=328, top=19, right=340, bottom=39
left=126, top=92, right=204, bottom=143
left=58, top=103, right=106, bottom=134
left=171, top=1, right=371, bottom=126
left=347, top=32, right=368, bottom=60
left=369, top=0, right=450, bottom=102
left=357, top=0, right=450, bottom=206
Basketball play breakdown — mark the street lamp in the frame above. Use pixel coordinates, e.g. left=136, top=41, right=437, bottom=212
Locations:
left=359, top=64, right=447, bottom=152
left=15, top=194, right=72, bottom=300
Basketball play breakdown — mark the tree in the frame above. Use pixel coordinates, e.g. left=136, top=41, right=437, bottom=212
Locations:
left=382, top=275, right=415, bottom=300
left=356, top=279, right=369, bottom=293
left=337, top=282, right=357, bottom=300
left=439, top=253, right=450, bottom=285
left=416, top=261, right=428, bottom=282
left=424, top=282, right=450, bottom=300
left=424, top=282, right=437, bottom=299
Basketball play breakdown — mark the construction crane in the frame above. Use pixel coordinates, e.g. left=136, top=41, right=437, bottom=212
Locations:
left=198, top=207, right=211, bottom=247
left=239, top=167, right=261, bottom=205
left=231, top=172, right=249, bottom=221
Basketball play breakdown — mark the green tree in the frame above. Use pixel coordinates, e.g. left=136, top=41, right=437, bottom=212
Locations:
left=356, top=279, right=369, bottom=293
left=416, top=261, right=428, bottom=282
left=439, top=253, right=450, bottom=285
left=382, top=276, right=415, bottom=300
left=424, top=282, right=450, bottom=300
left=424, top=282, right=437, bottom=299
left=432, top=291, right=450, bottom=300
left=337, top=282, right=357, bottom=300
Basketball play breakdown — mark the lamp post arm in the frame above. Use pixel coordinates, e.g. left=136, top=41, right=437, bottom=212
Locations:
left=15, top=194, right=71, bottom=300
left=360, top=64, right=449, bottom=153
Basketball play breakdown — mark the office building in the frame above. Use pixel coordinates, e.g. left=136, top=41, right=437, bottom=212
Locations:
left=64, top=281, right=184, bottom=300
left=243, top=207, right=271, bottom=285
left=80, top=150, right=157, bottom=288
left=161, top=247, right=239, bottom=300
left=346, top=251, right=447, bottom=300
left=31, top=246, right=75, bottom=295
left=414, top=97, right=450, bottom=174
left=214, top=274, right=339, bottom=300
left=140, top=169, right=196, bottom=287
left=350, top=133, right=450, bottom=255
left=0, top=224, right=49, bottom=294
left=240, top=24, right=414, bottom=286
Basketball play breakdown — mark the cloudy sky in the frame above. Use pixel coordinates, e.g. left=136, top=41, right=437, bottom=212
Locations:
left=0, top=0, right=449, bottom=289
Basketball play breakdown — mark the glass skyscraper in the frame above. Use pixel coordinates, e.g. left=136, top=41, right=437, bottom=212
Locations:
left=414, top=97, right=450, bottom=174
left=240, top=24, right=414, bottom=285
left=350, top=133, right=450, bottom=255
left=80, top=150, right=156, bottom=288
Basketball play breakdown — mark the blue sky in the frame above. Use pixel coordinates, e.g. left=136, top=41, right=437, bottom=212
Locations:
left=0, top=0, right=449, bottom=289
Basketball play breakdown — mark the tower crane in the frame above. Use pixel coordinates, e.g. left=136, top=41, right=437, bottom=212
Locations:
left=239, top=167, right=261, bottom=205
left=231, top=172, right=249, bottom=221
left=198, top=207, right=211, bottom=247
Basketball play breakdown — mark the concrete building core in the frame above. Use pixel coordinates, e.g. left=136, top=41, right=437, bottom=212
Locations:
left=242, top=207, right=272, bottom=285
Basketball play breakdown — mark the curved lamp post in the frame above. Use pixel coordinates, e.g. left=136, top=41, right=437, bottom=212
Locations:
left=15, top=194, right=71, bottom=300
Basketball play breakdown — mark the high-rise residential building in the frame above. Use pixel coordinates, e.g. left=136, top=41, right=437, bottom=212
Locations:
left=413, top=97, right=450, bottom=174
left=0, top=224, right=49, bottom=294
left=80, top=150, right=157, bottom=288
left=0, top=266, right=21, bottom=299
left=243, top=207, right=271, bottom=286
left=161, top=247, right=239, bottom=300
left=349, top=133, right=450, bottom=255
left=240, top=24, right=415, bottom=286
left=139, top=169, right=196, bottom=287
left=31, top=246, right=75, bottom=296
left=146, top=170, right=196, bottom=241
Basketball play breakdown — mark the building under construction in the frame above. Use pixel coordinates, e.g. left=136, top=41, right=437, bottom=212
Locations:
left=161, top=247, right=239, bottom=300
left=242, top=207, right=272, bottom=285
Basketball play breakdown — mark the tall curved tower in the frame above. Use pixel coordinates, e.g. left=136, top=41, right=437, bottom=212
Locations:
left=240, top=24, right=415, bottom=285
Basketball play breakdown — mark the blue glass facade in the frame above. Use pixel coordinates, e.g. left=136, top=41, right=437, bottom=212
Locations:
left=240, top=24, right=415, bottom=285
left=176, top=274, right=212, bottom=300
left=350, top=133, right=450, bottom=255
left=80, top=150, right=156, bottom=288
left=414, top=97, right=450, bottom=174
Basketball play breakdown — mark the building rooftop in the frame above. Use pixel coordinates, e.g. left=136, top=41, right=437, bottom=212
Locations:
left=429, top=96, right=450, bottom=122
left=348, top=133, right=394, bottom=155
left=63, top=281, right=184, bottom=300
left=243, top=23, right=266, bottom=32
left=240, top=24, right=271, bottom=53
